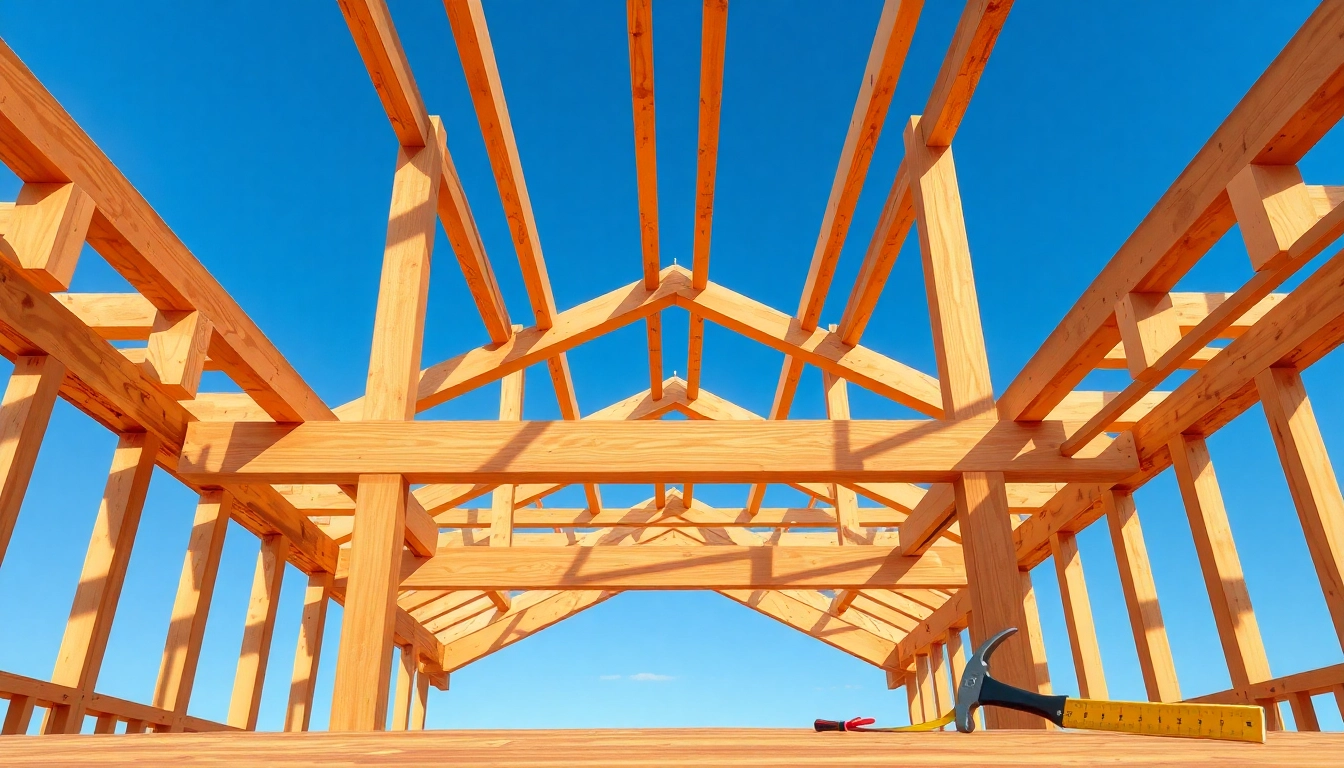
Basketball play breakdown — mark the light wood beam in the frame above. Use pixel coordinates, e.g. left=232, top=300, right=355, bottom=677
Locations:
left=0, top=42, right=332, bottom=422
left=390, top=644, right=416, bottom=731
left=337, top=0, right=432, bottom=146
left=691, top=0, right=728, bottom=290
left=3, top=181, right=95, bottom=291
left=437, top=147, right=512, bottom=343
left=679, top=277, right=944, bottom=416
left=284, top=572, right=332, bottom=732
left=0, top=355, right=63, bottom=569
left=153, top=490, right=231, bottom=728
left=397, top=544, right=966, bottom=591
left=1050, top=531, right=1108, bottom=700
left=823, top=371, right=862, bottom=545
left=1255, top=366, right=1344, bottom=647
left=439, top=590, right=618, bottom=672
left=686, top=313, right=705, bottom=399
left=837, top=164, right=913, bottom=345
left=627, top=0, right=660, bottom=288
left=489, top=369, right=525, bottom=550
left=1103, top=490, right=1180, bottom=702
left=180, top=418, right=1140, bottom=485
left=142, top=310, right=213, bottom=400
left=795, top=0, right=922, bottom=327
left=44, top=432, right=158, bottom=734
left=228, top=534, right=288, bottom=731
left=336, top=269, right=685, bottom=419
left=410, top=661, right=430, bottom=729
left=332, top=112, right=443, bottom=731
left=919, top=0, right=1015, bottom=147
left=443, top=0, right=557, bottom=326
left=930, top=641, right=952, bottom=720
left=1169, top=435, right=1272, bottom=695
left=998, top=3, right=1344, bottom=421
left=646, top=314, right=664, bottom=400
left=1018, top=570, right=1053, bottom=697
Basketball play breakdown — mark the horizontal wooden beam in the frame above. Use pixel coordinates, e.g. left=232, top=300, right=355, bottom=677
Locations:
left=431, top=505, right=909, bottom=529
left=179, top=419, right=1138, bottom=485
left=391, top=544, right=965, bottom=591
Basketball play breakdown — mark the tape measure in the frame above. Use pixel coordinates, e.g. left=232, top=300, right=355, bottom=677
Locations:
left=1061, top=698, right=1265, bottom=743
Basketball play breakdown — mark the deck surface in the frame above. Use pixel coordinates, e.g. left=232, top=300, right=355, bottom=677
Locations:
left=0, top=728, right=1341, bottom=766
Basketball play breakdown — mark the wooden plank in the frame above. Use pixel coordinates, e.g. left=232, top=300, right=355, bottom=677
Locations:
left=646, top=314, right=664, bottom=400
left=823, top=372, right=862, bottom=545
left=438, top=590, right=617, bottom=672
left=3, top=728, right=1342, bottom=765
left=410, top=662, right=430, bottom=729
left=142, top=310, right=212, bottom=400
left=0, top=254, right=189, bottom=455
left=998, top=2, right=1344, bottom=421
left=1132, top=246, right=1344, bottom=457
left=1103, top=490, right=1180, bottom=702
left=1019, top=570, right=1053, bottom=698
left=50, top=293, right=159, bottom=341
left=390, top=644, right=415, bottom=731
left=284, top=572, right=331, bottom=733
left=336, top=0, right=432, bottom=146
left=919, top=0, right=1015, bottom=147
left=179, top=418, right=1139, bottom=485
left=955, top=473, right=1038, bottom=729
left=227, top=534, right=288, bottom=731
left=397, top=544, right=966, bottom=591
left=837, top=164, right=913, bottom=345
left=1169, top=435, right=1272, bottom=693
left=444, top=0, right=558, bottom=327
left=437, top=147, right=511, bottom=343
left=331, top=475, right=407, bottom=731
left=153, top=490, right=231, bottom=726
left=930, top=641, right=952, bottom=720
left=627, top=0, right=660, bottom=288
left=1255, top=366, right=1344, bottom=646
left=1050, top=531, right=1108, bottom=700
left=45, top=432, right=159, bottom=733
left=686, top=314, right=705, bottom=399
left=1226, top=164, right=1322, bottom=271
left=795, top=0, right=922, bottom=328
left=899, top=483, right=957, bottom=556
left=679, top=278, right=944, bottom=416
left=337, top=268, right=685, bottom=418
left=3, top=181, right=95, bottom=290
left=691, top=0, right=728, bottom=291
left=0, top=41, right=333, bottom=422
left=432, top=505, right=908, bottom=529
left=489, top=368, right=524, bottom=549
left=0, top=355, right=63, bottom=568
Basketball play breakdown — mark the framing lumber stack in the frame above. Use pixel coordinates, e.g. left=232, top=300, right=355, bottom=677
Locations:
left=0, top=0, right=1341, bottom=757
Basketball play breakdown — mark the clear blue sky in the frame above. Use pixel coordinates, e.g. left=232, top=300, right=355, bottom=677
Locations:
left=0, top=0, right=1341, bottom=732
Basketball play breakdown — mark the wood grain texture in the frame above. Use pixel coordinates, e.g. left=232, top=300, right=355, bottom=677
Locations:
left=1050, top=531, right=1108, bottom=700
left=397, top=544, right=965, bottom=591
left=153, top=491, right=231, bottom=724
left=2, top=729, right=1338, bottom=765
left=284, top=572, right=331, bottom=732
left=180, top=419, right=1138, bottom=485
left=228, top=534, right=287, bottom=730
left=1104, top=491, right=1180, bottom=703
left=0, top=355, right=63, bottom=569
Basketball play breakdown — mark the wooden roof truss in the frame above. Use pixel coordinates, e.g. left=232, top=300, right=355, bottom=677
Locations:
left=0, top=0, right=1341, bottom=739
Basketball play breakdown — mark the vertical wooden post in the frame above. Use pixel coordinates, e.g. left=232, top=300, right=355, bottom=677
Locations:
left=1287, top=690, right=1320, bottom=731
left=228, top=534, right=288, bottom=730
left=153, top=490, right=231, bottom=728
left=1018, top=570, right=1052, bottom=695
left=914, top=652, right=937, bottom=722
left=1050, top=531, right=1108, bottom=699
left=929, top=641, right=952, bottom=719
left=1169, top=435, right=1273, bottom=699
left=390, top=644, right=416, bottom=731
left=906, top=112, right=1037, bottom=729
left=331, top=115, right=443, bottom=731
left=945, top=629, right=968, bottom=690
left=45, top=431, right=159, bottom=734
left=1255, top=367, right=1344, bottom=646
left=1103, top=490, right=1180, bottom=702
left=2, top=696, right=36, bottom=735
left=0, top=355, right=65, bottom=569
left=285, top=571, right=332, bottom=732
left=822, top=371, right=861, bottom=545
left=489, top=369, right=525, bottom=549
left=904, top=674, right=919, bottom=724
left=411, top=663, right=430, bottom=730
left=92, top=713, right=117, bottom=734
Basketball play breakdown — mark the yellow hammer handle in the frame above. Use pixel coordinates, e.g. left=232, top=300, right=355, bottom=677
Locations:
left=1061, top=698, right=1264, bottom=743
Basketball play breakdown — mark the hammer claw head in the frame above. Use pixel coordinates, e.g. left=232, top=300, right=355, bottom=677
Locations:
left=954, top=627, right=1018, bottom=733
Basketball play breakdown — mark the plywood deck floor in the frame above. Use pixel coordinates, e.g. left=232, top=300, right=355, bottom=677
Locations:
left=1, top=728, right=1341, bottom=767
